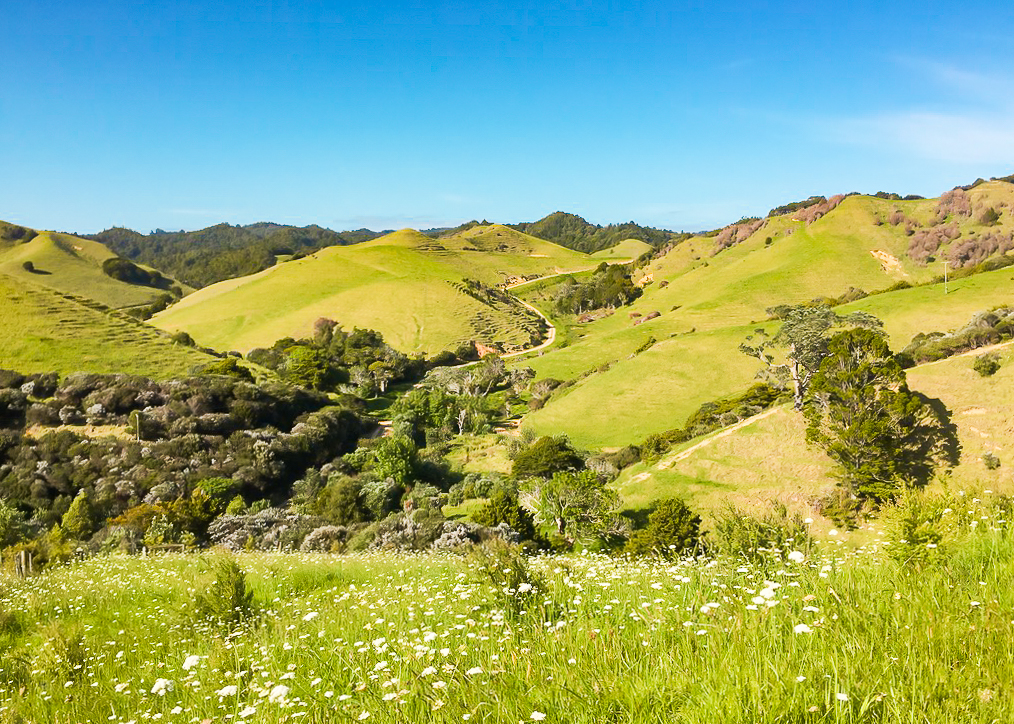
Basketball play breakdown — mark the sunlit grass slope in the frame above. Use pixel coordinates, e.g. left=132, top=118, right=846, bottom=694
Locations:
left=521, top=189, right=1014, bottom=448
left=0, top=227, right=186, bottom=309
left=614, top=344, right=1014, bottom=518
left=152, top=226, right=598, bottom=354
left=0, top=274, right=214, bottom=377
left=590, top=238, right=652, bottom=260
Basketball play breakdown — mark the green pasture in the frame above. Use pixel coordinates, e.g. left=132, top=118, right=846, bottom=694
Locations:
left=518, top=189, right=1014, bottom=449
left=0, top=274, right=214, bottom=378
left=0, top=231, right=183, bottom=309
left=612, top=344, right=1014, bottom=518
left=153, top=226, right=600, bottom=355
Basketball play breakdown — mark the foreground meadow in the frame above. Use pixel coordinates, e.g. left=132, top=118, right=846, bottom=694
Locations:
left=1, top=521, right=1012, bottom=723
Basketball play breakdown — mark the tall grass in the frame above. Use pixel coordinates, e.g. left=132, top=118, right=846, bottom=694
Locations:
left=0, top=522, right=1011, bottom=723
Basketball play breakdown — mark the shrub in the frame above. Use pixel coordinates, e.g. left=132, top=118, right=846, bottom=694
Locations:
left=311, top=476, right=367, bottom=526
left=710, top=503, right=811, bottom=562
left=171, top=331, right=197, bottom=347
left=473, top=486, right=536, bottom=541
left=371, top=508, right=446, bottom=550
left=983, top=452, right=1001, bottom=470
left=300, top=525, right=349, bottom=552
left=195, top=558, right=256, bottom=625
left=61, top=490, right=96, bottom=541
left=199, top=358, right=254, bottom=382
left=101, top=257, right=170, bottom=289
left=625, top=497, right=701, bottom=557
left=0, top=500, right=25, bottom=547
left=608, top=445, right=641, bottom=470
left=979, top=206, right=1000, bottom=225
left=512, top=436, right=583, bottom=479
left=885, top=492, right=949, bottom=568
left=973, top=352, right=1001, bottom=377
left=196, top=477, right=241, bottom=503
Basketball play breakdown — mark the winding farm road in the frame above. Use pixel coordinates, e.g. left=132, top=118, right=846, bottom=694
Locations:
left=502, top=297, right=556, bottom=359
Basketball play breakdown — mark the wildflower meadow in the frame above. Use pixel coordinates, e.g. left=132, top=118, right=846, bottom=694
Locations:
left=1, top=494, right=1012, bottom=724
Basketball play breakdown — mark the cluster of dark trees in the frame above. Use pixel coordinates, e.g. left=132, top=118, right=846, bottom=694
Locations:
left=101, top=257, right=179, bottom=293
left=247, top=319, right=429, bottom=397
left=899, top=307, right=1014, bottom=366
left=88, top=224, right=384, bottom=288
left=0, top=222, right=38, bottom=244
left=553, top=262, right=642, bottom=314
left=737, top=305, right=960, bottom=524
left=510, top=212, right=680, bottom=253
left=0, top=335, right=711, bottom=561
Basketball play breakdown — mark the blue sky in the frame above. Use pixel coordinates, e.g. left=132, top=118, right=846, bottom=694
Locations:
left=3, top=0, right=1014, bottom=234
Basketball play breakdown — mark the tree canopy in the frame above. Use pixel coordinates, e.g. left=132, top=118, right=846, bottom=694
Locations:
left=804, top=328, right=957, bottom=505
left=741, top=304, right=883, bottom=409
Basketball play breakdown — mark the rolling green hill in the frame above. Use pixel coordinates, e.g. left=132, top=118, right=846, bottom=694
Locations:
left=590, top=238, right=653, bottom=260
left=90, top=223, right=382, bottom=288
left=0, top=228, right=187, bottom=310
left=520, top=182, right=1014, bottom=448
left=152, top=225, right=640, bottom=355
left=0, top=273, right=214, bottom=377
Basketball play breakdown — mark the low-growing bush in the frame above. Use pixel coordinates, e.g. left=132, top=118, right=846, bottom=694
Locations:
left=469, top=539, right=547, bottom=619
left=973, top=352, right=1001, bottom=377
left=194, top=558, right=256, bottom=625
left=710, top=502, right=812, bottom=563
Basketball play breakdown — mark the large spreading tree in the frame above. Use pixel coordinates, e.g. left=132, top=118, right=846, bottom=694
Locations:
left=804, top=328, right=955, bottom=504
left=740, top=304, right=882, bottom=410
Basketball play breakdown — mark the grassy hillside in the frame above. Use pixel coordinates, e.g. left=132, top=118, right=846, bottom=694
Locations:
left=612, top=343, right=1014, bottom=523
left=0, top=226, right=186, bottom=310
left=91, top=222, right=381, bottom=288
left=152, top=225, right=624, bottom=355
left=591, top=238, right=653, bottom=260
left=0, top=274, right=214, bottom=377
left=520, top=184, right=1014, bottom=448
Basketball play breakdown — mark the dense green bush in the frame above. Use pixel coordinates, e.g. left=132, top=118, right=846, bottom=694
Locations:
left=512, top=436, right=583, bottom=479
left=195, top=559, right=256, bottom=625
left=973, top=352, right=1002, bottom=377
left=473, top=487, right=536, bottom=541
left=625, top=497, right=701, bottom=557
left=101, top=257, right=173, bottom=289
left=554, top=263, right=642, bottom=314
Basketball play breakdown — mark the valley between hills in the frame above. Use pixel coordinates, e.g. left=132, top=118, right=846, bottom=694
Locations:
left=2, top=181, right=1014, bottom=532
left=3, top=177, right=1014, bottom=723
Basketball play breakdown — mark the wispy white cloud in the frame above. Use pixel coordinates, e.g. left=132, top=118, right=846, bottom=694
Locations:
left=891, top=56, right=1014, bottom=99
left=830, top=59, right=1014, bottom=165
left=835, top=111, right=1014, bottom=165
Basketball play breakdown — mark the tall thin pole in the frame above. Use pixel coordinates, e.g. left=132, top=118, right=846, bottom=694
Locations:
left=943, top=261, right=949, bottom=295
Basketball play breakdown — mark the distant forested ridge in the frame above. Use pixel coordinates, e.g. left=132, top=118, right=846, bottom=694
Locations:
left=88, top=224, right=385, bottom=288
left=509, top=212, right=680, bottom=253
